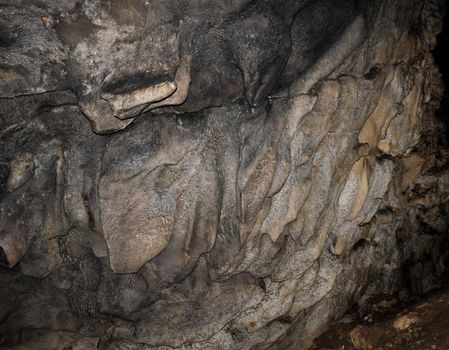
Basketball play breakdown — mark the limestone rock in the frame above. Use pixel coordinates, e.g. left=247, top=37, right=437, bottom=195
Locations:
left=350, top=325, right=382, bottom=350
left=393, top=312, right=420, bottom=331
left=0, top=0, right=447, bottom=349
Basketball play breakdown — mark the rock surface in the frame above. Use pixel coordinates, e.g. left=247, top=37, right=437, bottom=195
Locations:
left=311, top=285, right=449, bottom=350
left=0, top=0, right=448, bottom=349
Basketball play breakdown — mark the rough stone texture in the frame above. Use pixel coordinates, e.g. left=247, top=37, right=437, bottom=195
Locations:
left=0, top=0, right=448, bottom=349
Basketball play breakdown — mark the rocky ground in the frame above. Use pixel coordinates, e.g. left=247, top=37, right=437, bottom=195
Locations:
left=311, top=280, right=449, bottom=349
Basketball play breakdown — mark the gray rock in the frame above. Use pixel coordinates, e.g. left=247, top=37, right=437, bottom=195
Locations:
left=0, top=0, right=447, bottom=349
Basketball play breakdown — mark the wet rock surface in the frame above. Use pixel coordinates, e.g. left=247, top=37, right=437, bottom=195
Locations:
left=0, top=0, right=448, bottom=349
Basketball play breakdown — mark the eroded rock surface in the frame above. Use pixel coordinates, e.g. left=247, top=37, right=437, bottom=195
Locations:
left=0, top=0, right=448, bottom=349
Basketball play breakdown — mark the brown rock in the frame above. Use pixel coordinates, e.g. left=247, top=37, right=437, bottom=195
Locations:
left=350, top=325, right=382, bottom=350
left=393, top=312, right=419, bottom=331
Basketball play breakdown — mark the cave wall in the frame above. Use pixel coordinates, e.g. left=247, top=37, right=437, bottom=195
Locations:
left=0, top=0, right=448, bottom=349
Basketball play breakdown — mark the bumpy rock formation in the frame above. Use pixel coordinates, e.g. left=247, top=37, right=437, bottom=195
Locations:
left=0, top=0, right=448, bottom=349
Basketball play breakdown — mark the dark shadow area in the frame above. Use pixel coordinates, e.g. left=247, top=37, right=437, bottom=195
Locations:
left=432, top=3, right=449, bottom=281
left=433, top=3, right=449, bottom=142
left=0, top=246, right=8, bottom=271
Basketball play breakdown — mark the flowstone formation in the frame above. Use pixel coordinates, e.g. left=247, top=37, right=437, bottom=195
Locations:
left=0, top=0, right=448, bottom=349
